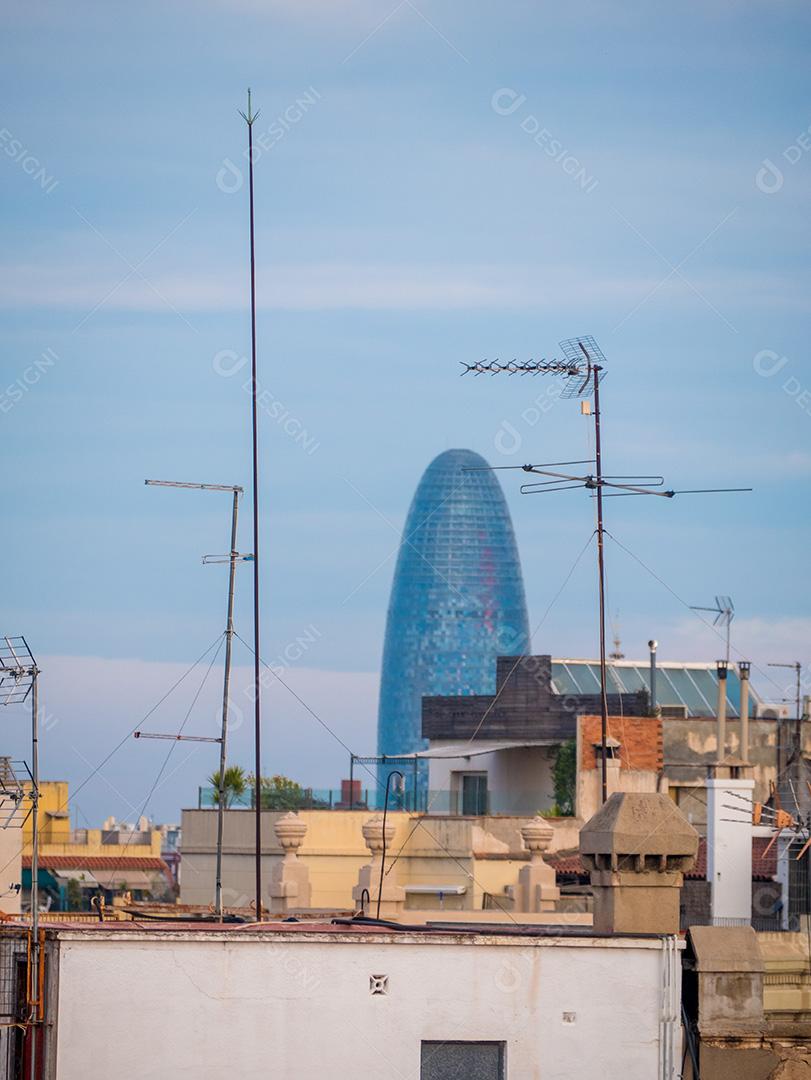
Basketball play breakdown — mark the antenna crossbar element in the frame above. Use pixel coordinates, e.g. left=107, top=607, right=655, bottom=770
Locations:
left=0, top=759, right=31, bottom=830
left=0, top=636, right=37, bottom=705
left=202, top=553, right=254, bottom=565
left=134, top=732, right=223, bottom=744
left=145, top=480, right=243, bottom=494
left=460, top=359, right=583, bottom=377
left=559, top=334, right=607, bottom=398
left=463, top=459, right=596, bottom=472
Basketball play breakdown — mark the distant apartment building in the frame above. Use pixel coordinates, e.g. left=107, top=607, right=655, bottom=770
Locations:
left=18, top=781, right=173, bottom=911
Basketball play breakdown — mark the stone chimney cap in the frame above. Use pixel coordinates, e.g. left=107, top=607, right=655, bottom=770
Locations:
left=580, top=792, right=699, bottom=860
left=687, top=926, right=764, bottom=974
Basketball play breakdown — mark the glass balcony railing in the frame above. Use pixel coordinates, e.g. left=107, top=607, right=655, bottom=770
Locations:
left=196, top=787, right=561, bottom=817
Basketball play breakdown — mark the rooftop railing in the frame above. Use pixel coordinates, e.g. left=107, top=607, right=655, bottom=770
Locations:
left=195, top=787, right=560, bottom=817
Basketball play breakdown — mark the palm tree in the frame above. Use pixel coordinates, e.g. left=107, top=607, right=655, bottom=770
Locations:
left=208, top=765, right=247, bottom=808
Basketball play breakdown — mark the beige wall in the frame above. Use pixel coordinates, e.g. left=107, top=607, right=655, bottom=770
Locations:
left=0, top=815, right=21, bottom=915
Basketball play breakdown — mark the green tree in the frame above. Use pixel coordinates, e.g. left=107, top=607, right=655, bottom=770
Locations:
left=253, top=774, right=307, bottom=810
left=552, top=739, right=576, bottom=817
left=208, top=764, right=248, bottom=808
left=65, top=877, right=83, bottom=912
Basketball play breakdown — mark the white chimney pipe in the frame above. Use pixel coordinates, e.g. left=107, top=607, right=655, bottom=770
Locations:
left=716, top=661, right=729, bottom=764
left=739, top=662, right=751, bottom=764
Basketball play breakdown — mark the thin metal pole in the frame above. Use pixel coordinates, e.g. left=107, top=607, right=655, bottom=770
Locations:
left=795, top=662, right=802, bottom=763
left=243, top=89, right=263, bottom=921
left=29, top=670, right=39, bottom=1080
left=739, top=661, right=751, bottom=765
left=215, top=489, right=240, bottom=919
left=593, top=366, right=609, bottom=804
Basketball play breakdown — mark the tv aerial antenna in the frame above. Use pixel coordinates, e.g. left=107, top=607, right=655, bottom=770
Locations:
left=142, top=479, right=252, bottom=919
left=767, top=660, right=804, bottom=767
left=690, top=595, right=734, bottom=665
left=723, top=782, right=811, bottom=865
left=0, top=635, right=43, bottom=1072
left=462, top=335, right=751, bottom=803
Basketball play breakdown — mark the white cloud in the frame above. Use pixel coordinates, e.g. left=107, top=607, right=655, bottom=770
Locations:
left=4, top=258, right=804, bottom=313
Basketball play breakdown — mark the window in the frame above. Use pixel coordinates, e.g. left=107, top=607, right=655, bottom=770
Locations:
left=458, top=772, right=488, bottom=816
left=421, top=1041, right=505, bottom=1079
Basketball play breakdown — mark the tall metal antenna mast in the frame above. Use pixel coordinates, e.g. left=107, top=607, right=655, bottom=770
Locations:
left=0, top=636, right=40, bottom=1080
left=768, top=661, right=803, bottom=764
left=690, top=595, right=735, bottom=665
left=462, top=335, right=751, bottom=804
left=239, top=88, right=263, bottom=920
left=143, top=479, right=251, bottom=918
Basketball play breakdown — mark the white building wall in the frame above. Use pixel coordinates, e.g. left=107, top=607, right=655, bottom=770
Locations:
left=426, top=743, right=555, bottom=814
left=53, top=930, right=675, bottom=1080
left=706, top=777, right=755, bottom=924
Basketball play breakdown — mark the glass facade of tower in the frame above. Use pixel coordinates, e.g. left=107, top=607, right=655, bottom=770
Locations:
left=377, top=449, right=530, bottom=795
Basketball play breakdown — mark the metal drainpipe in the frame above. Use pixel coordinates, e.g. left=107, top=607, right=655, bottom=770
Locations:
left=716, top=660, right=729, bottom=764
left=659, top=935, right=679, bottom=1079
left=739, top=662, right=751, bottom=764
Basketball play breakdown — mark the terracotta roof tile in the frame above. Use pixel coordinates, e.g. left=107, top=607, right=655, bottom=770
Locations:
left=22, top=855, right=168, bottom=873
left=548, top=836, right=777, bottom=882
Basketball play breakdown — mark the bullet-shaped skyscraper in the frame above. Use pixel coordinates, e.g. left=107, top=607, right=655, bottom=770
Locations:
left=377, top=449, right=530, bottom=802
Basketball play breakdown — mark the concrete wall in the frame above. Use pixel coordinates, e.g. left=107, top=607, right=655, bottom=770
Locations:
left=181, top=809, right=414, bottom=910
left=664, top=718, right=809, bottom=827
left=52, top=929, right=675, bottom=1080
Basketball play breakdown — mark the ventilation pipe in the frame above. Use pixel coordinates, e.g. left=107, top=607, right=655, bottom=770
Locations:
left=739, top=662, right=751, bottom=764
left=648, top=639, right=658, bottom=716
left=716, top=660, right=729, bottom=763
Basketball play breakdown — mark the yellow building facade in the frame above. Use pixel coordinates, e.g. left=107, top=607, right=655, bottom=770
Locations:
left=22, top=781, right=161, bottom=860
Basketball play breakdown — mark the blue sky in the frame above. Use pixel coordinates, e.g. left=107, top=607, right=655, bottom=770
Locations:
left=2, top=0, right=809, bottom=824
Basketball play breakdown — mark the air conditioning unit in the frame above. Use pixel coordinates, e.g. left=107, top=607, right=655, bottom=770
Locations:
left=660, top=704, right=689, bottom=719
left=755, top=702, right=791, bottom=720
